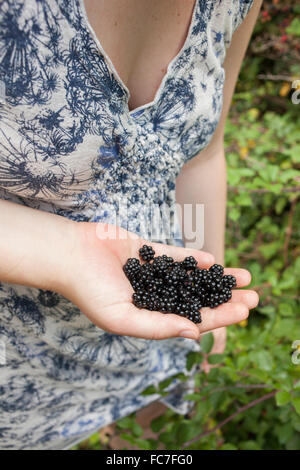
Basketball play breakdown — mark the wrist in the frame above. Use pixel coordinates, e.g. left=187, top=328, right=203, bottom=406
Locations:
left=44, top=216, right=80, bottom=294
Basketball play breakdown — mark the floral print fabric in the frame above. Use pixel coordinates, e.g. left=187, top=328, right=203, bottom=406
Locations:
left=0, top=0, right=254, bottom=449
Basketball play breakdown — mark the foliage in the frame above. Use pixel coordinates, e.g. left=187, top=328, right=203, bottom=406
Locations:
left=74, top=0, right=300, bottom=450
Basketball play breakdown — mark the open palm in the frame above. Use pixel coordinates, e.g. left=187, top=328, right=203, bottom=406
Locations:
left=63, top=222, right=259, bottom=340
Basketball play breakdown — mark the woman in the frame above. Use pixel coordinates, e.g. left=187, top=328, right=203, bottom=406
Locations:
left=0, top=0, right=261, bottom=450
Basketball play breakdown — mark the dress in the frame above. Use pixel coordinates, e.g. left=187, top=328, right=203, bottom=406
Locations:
left=0, top=0, right=254, bottom=450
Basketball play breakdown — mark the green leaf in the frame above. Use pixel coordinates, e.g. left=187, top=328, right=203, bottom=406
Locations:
left=275, top=197, right=287, bottom=215
left=175, top=422, right=198, bottom=445
left=186, top=351, right=203, bottom=371
left=292, top=398, right=300, bottom=415
left=294, top=380, right=300, bottom=390
left=220, top=443, right=238, bottom=450
left=116, top=416, right=134, bottom=429
left=150, top=414, right=167, bottom=433
left=183, top=393, right=201, bottom=402
left=134, top=438, right=153, bottom=450
left=227, top=168, right=241, bottom=185
left=119, top=432, right=135, bottom=446
left=158, top=376, right=174, bottom=391
left=278, top=303, right=295, bottom=317
left=200, top=332, right=214, bottom=354
left=276, top=423, right=294, bottom=445
left=247, top=368, right=270, bottom=382
left=228, top=207, right=241, bottom=222
left=236, top=193, right=252, bottom=206
left=207, top=354, right=225, bottom=365
left=141, top=385, right=158, bottom=396
left=87, top=433, right=100, bottom=447
left=132, top=421, right=143, bottom=438
left=240, top=440, right=261, bottom=450
left=286, top=17, right=300, bottom=36
left=250, top=350, right=275, bottom=371
left=286, top=434, right=300, bottom=450
left=291, top=413, right=300, bottom=432
left=258, top=242, right=280, bottom=260
left=275, top=391, right=291, bottom=406
left=259, top=305, right=276, bottom=316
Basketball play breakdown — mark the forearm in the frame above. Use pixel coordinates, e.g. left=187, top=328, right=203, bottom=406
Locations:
left=0, top=199, right=76, bottom=292
left=176, top=147, right=228, bottom=355
left=175, top=147, right=227, bottom=265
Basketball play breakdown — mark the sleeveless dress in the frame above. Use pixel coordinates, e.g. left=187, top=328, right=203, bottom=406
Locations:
left=0, top=0, right=254, bottom=450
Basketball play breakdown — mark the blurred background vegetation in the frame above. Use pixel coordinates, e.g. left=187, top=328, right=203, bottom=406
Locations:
left=73, top=0, right=300, bottom=450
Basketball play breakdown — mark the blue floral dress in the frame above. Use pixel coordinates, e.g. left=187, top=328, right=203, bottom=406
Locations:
left=0, top=0, right=254, bottom=450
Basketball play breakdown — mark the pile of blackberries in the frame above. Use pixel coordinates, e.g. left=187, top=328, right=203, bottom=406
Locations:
left=123, top=245, right=237, bottom=324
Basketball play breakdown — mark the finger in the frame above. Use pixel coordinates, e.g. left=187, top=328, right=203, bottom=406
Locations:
left=99, top=303, right=201, bottom=340
left=223, top=268, right=251, bottom=287
left=198, top=302, right=249, bottom=333
left=230, top=289, right=259, bottom=309
left=138, top=239, right=215, bottom=268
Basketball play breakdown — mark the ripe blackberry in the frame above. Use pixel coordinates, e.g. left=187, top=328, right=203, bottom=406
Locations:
left=152, top=257, right=169, bottom=277
left=181, top=256, right=198, bottom=271
left=202, top=271, right=214, bottom=285
left=207, top=279, right=223, bottom=293
left=123, top=258, right=141, bottom=279
left=177, top=285, right=190, bottom=300
left=223, top=288, right=233, bottom=302
left=209, top=264, right=224, bottom=277
left=222, top=275, right=237, bottom=289
left=139, top=262, right=154, bottom=282
left=194, top=269, right=209, bottom=283
left=171, top=265, right=188, bottom=281
left=161, top=254, right=174, bottom=266
left=123, top=247, right=237, bottom=324
left=139, top=244, right=155, bottom=261
left=188, top=311, right=202, bottom=324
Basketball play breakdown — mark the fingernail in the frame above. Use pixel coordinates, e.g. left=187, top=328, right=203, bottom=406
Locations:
left=179, top=330, right=199, bottom=340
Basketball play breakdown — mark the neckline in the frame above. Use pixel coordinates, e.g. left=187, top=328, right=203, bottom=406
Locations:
left=78, top=0, right=198, bottom=117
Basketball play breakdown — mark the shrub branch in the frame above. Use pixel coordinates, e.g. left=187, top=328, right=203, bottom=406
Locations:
left=182, top=391, right=277, bottom=448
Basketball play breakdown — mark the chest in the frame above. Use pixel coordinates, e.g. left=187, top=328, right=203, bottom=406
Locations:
left=0, top=0, right=226, bottom=202
left=83, top=0, right=196, bottom=111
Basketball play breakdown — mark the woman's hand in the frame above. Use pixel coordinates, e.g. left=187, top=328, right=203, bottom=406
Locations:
left=59, top=222, right=259, bottom=341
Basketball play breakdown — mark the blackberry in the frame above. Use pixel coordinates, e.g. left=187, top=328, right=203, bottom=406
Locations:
left=222, top=275, right=237, bottom=289
left=139, top=244, right=155, bottom=261
left=161, top=254, right=174, bottom=266
left=171, top=265, right=188, bottom=281
left=181, top=256, right=198, bottom=271
left=123, top=258, right=140, bottom=279
left=207, top=279, right=223, bottom=293
left=123, top=247, right=237, bottom=324
left=152, top=255, right=172, bottom=272
left=209, top=264, right=224, bottom=277
left=194, top=269, right=209, bottom=283
left=223, top=288, right=233, bottom=302
left=188, top=311, right=202, bottom=324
